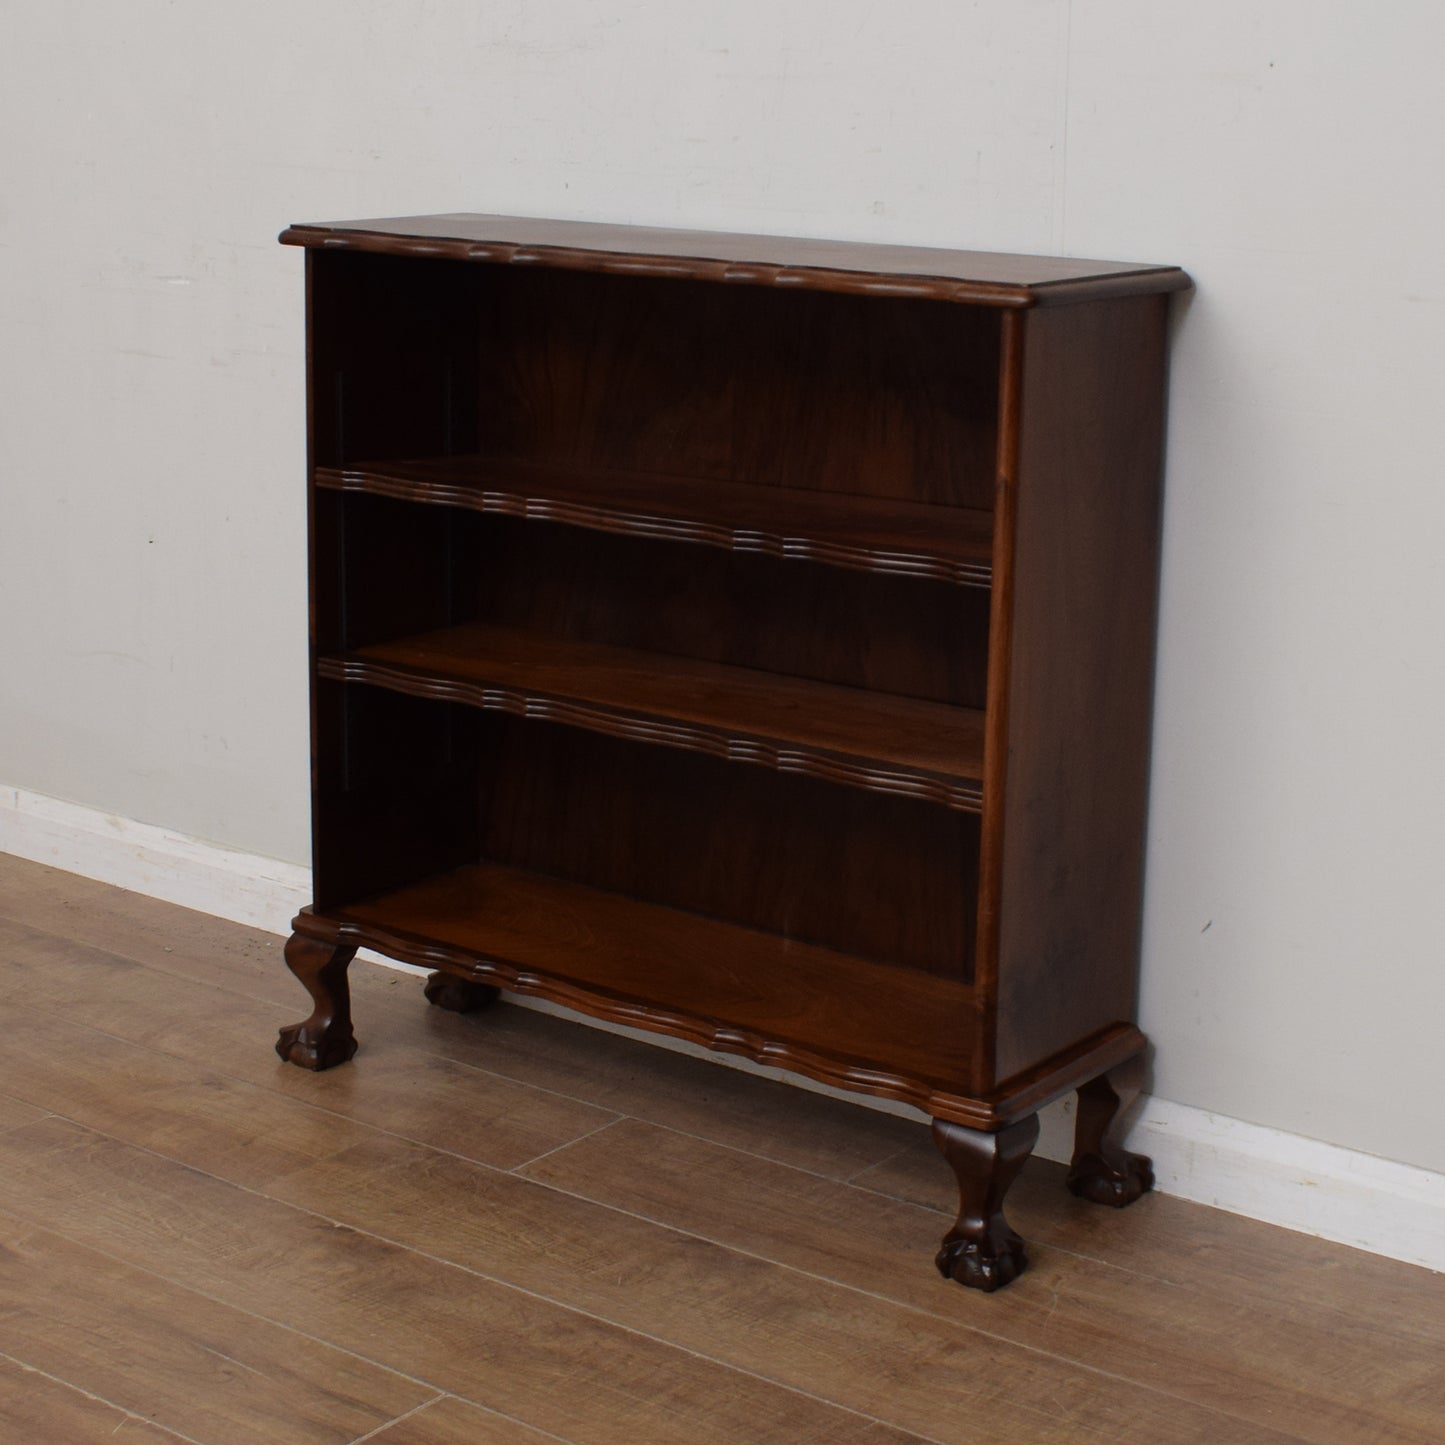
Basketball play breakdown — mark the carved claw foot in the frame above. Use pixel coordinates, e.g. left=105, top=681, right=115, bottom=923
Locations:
left=1067, top=1149, right=1155, bottom=1207
left=424, top=972, right=501, bottom=1014
left=932, top=1114, right=1040, bottom=1293
left=1068, top=1054, right=1154, bottom=1208
left=935, top=1231, right=1028, bottom=1293
left=275, top=933, right=357, bottom=1071
left=275, top=1017, right=358, bottom=1071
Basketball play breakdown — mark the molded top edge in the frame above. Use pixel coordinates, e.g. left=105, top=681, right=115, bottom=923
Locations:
left=278, top=213, right=1191, bottom=306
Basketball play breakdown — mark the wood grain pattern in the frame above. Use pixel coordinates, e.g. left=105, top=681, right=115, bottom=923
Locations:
left=264, top=1131, right=1299, bottom=1444
left=322, top=619, right=986, bottom=812
left=0, top=1094, right=47, bottom=1134
left=0, top=860, right=1437, bottom=1444
left=280, top=213, right=1190, bottom=308
left=0, top=915, right=619, bottom=1176
left=468, top=265, right=1001, bottom=507
left=303, top=862, right=980, bottom=1109
left=362, top=1395, right=589, bottom=1445
left=0, top=1118, right=926, bottom=1445
left=317, top=455, right=995, bottom=585
left=992, top=295, right=1170, bottom=1084
left=0, top=1210, right=430, bottom=1444
left=471, top=719, right=978, bottom=976
left=520, top=1119, right=1445, bottom=1445
left=0, top=1355, right=186, bottom=1444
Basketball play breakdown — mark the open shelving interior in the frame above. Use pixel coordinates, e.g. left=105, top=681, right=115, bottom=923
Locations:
left=319, top=620, right=985, bottom=812
left=307, top=247, right=1001, bottom=1085
left=324, top=859, right=975, bottom=1100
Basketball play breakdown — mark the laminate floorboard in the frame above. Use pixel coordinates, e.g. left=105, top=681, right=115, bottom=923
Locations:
left=0, top=853, right=1440, bottom=1444
left=0, top=1354, right=189, bottom=1443
left=0, top=1209, right=430, bottom=1443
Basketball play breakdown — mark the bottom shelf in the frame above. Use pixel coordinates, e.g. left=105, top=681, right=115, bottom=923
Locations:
left=315, top=862, right=976, bottom=1107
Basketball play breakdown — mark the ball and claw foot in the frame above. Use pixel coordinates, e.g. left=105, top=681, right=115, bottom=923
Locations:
left=424, top=972, right=501, bottom=1014
left=935, top=1232, right=1028, bottom=1293
left=931, top=1114, right=1039, bottom=1293
left=275, top=1020, right=358, bottom=1071
left=1066, top=1149, right=1155, bottom=1207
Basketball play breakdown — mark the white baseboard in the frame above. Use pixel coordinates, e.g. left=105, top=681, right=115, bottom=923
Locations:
left=3, top=782, right=1440, bottom=1273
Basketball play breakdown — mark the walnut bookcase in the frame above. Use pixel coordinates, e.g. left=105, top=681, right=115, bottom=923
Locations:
left=275, top=214, right=1189, bottom=1291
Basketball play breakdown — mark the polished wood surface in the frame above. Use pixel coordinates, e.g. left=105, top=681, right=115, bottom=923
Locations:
left=306, top=859, right=980, bottom=1106
left=281, top=212, right=1190, bottom=307
left=2, top=857, right=1441, bottom=1444
left=323, top=619, right=987, bottom=812
left=316, top=454, right=995, bottom=584
left=990, top=295, right=1170, bottom=1085
left=286, top=215, right=1188, bottom=1289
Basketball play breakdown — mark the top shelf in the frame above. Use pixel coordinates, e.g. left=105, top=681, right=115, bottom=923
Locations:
left=316, top=455, right=995, bottom=587
left=280, top=213, right=1192, bottom=309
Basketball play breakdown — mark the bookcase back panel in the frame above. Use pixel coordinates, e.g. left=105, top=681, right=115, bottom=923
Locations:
left=470, top=519, right=989, bottom=708
left=472, top=267, right=1000, bottom=507
left=320, top=492, right=989, bottom=708
left=474, top=716, right=978, bottom=981
left=309, top=251, right=1000, bottom=509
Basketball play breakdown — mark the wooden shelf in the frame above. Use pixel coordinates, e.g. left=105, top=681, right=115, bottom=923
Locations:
left=315, top=456, right=995, bottom=586
left=319, top=622, right=986, bottom=812
left=315, top=861, right=975, bottom=1105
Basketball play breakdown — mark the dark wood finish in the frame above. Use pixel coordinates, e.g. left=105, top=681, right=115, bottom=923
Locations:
left=316, top=455, right=995, bottom=585
left=281, top=212, right=1190, bottom=308
left=932, top=1114, right=1040, bottom=1293
left=275, top=933, right=357, bottom=1070
left=424, top=972, right=500, bottom=1014
left=292, top=862, right=979, bottom=1109
left=278, top=214, right=1187, bottom=1290
left=1067, top=1053, right=1155, bottom=1207
left=990, top=296, right=1171, bottom=1086
left=321, top=620, right=987, bottom=813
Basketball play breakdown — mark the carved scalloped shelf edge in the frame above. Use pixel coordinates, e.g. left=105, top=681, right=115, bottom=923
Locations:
left=292, top=909, right=1143, bottom=1128
left=317, top=655, right=985, bottom=814
left=281, top=226, right=1041, bottom=307
left=315, top=466, right=992, bottom=587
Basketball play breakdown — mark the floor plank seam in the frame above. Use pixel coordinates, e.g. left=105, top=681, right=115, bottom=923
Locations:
left=0, top=1114, right=942, bottom=1445
left=490, top=1168, right=1331, bottom=1444
left=0, top=905, right=296, bottom=1011
left=345, top=1390, right=447, bottom=1444
left=0, top=909, right=952, bottom=1206
left=0, top=989, right=628, bottom=1185
left=0, top=1346, right=204, bottom=1444
left=30, top=1109, right=1290, bottom=1444
left=0, top=1195, right=451, bottom=1406
left=3, top=1071, right=1345, bottom=1442
left=507, top=1114, right=627, bottom=1174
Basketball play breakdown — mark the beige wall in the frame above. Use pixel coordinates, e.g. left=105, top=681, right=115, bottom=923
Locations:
left=3, top=2, right=1441, bottom=1171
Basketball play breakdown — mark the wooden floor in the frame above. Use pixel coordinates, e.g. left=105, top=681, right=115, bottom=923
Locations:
left=0, top=855, right=1441, bottom=1445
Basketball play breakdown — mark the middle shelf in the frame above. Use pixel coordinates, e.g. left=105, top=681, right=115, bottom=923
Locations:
left=318, top=621, right=987, bottom=812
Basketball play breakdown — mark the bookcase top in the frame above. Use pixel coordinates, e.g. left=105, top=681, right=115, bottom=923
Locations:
left=280, top=213, right=1189, bottom=308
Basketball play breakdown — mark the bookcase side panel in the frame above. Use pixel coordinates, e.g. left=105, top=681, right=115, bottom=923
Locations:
left=992, top=295, right=1171, bottom=1086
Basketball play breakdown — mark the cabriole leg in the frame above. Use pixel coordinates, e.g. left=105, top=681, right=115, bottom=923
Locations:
left=1067, top=1053, right=1154, bottom=1206
left=276, top=933, right=358, bottom=1070
left=932, top=1113, right=1040, bottom=1292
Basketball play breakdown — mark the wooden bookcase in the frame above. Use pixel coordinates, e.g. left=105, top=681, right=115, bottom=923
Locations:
left=275, top=214, right=1189, bottom=1291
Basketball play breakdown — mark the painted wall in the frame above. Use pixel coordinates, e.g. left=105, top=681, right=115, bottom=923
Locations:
left=3, top=2, right=1441, bottom=1172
